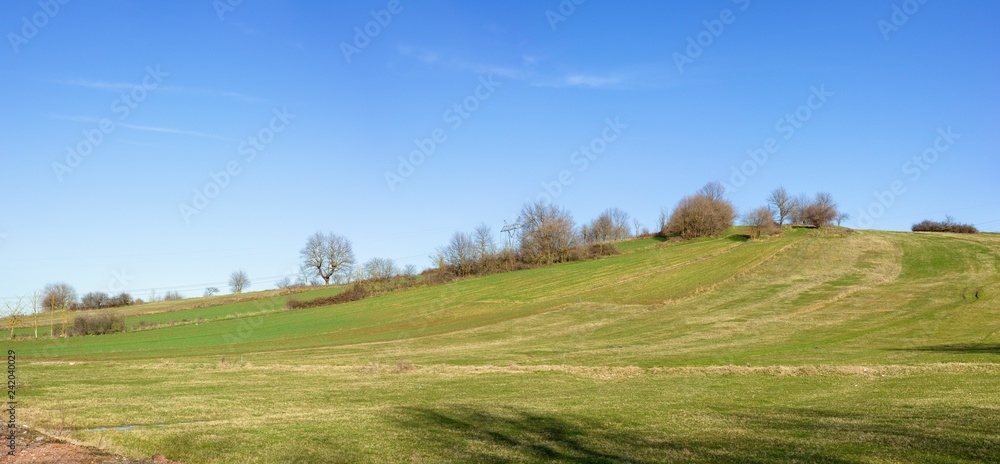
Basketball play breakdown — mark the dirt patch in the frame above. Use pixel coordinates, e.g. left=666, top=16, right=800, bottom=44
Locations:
left=0, top=426, right=180, bottom=464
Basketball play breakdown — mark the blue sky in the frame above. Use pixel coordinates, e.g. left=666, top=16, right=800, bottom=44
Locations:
left=1, top=0, right=998, bottom=301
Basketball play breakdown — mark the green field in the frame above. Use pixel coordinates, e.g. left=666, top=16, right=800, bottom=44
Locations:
left=8, top=229, right=1000, bottom=462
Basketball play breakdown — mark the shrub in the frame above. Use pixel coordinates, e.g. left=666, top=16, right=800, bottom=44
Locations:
left=285, top=282, right=372, bottom=310
left=742, top=206, right=780, bottom=239
left=69, top=312, right=126, bottom=336
left=912, top=217, right=978, bottom=234
left=665, top=183, right=737, bottom=239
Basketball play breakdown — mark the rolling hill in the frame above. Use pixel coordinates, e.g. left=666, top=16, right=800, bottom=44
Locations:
left=9, top=228, right=1000, bottom=462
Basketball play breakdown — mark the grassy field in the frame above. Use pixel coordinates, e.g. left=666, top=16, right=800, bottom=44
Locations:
left=8, top=229, right=1000, bottom=462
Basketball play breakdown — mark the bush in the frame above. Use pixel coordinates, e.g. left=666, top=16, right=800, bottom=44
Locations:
left=78, top=291, right=135, bottom=310
left=69, top=312, right=126, bottom=336
left=742, top=206, right=780, bottom=239
left=912, top=217, right=978, bottom=234
left=163, top=291, right=184, bottom=301
left=285, top=282, right=372, bottom=310
left=665, top=183, right=737, bottom=239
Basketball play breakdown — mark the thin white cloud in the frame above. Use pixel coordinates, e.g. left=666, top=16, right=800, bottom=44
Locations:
left=59, top=79, right=136, bottom=92
left=50, top=115, right=235, bottom=141
left=52, top=79, right=267, bottom=104
left=529, top=73, right=625, bottom=89
left=396, top=45, right=672, bottom=90
left=398, top=45, right=441, bottom=64
left=116, top=122, right=236, bottom=141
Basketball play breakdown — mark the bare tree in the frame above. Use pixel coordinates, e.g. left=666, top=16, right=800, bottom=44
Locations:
left=801, top=192, right=840, bottom=228
left=742, top=206, right=779, bottom=239
left=836, top=212, right=850, bottom=227
left=767, top=187, right=792, bottom=226
left=401, top=264, right=418, bottom=278
left=699, top=181, right=727, bottom=202
left=518, top=201, right=578, bottom=264
left=41, top=282, right=77, bottom=311
left=301, top=232, right=356, bottom=285
left=472, top=223, right=498, bottom=262
left=31, top=291, right=39, bottom=339
left=229, top=270, right=250, bottom=294
left=363, top=257, right=398, bottom=281
left=4, top=296, right=25, bottom=339
left=80, top=292, right=112, bottom=310
left=275, top=277, right=293, bottom=290
left=789, top=193, right=811, bottom=225
left=439, top=231, right=476, bottom=275
left=658, top=208, right=670, bottom=235
left=204, top=287, right=220, bottom=297
left=666, top=183, right=737, bottom=239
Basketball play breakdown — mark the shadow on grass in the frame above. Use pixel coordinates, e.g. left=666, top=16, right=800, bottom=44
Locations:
left=395, top=405, right=999, bottom=463
left=893, top=343, right=1000, bottom=354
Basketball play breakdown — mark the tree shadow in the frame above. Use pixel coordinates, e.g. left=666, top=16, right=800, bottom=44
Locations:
left=396, top=406, right=658, bottom=463
left=395, top=405, right=999, bottom=463
left=892, top=343, right=1000, bottom=354
left=729, top=407, right=1000, bottom=463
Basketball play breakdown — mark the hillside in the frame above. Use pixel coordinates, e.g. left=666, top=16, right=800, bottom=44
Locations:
left=9, top=229, right=1000, bottom=463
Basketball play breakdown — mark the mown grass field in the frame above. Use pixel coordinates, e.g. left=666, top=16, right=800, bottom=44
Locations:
left=8, top=229, right=1000, bottom=463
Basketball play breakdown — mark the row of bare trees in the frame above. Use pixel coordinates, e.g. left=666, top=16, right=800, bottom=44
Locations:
left=767, top=187, right=849, bottom=228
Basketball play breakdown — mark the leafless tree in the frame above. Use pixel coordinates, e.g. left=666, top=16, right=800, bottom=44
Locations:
left=363, top=257, right=398, bottom=281
left=204, top=287, right=220, bottom=297
left=472, top=223, right=498, bottom=262
left=41, top=282, right=77, bottom=311
left=401, top=264, right=418, bottom=278
left=229, top=270, right=250, bottom=294
left=767, top=187, right=792, bottom=226
left=836, top=212, right=850, bottom=227
left=4, top=296, right=25, bottom=339
left=699, top=181, right=727, bottom=202
left=80, top=292, right=112, bottom=310
left=801, top=192, right=840, bottom=228
left=439, top=231, right=477, bottom=275
left=658, top=208, right=670, bottom=235
left=585, top=208, right=632, bottom=245
left=301, top=232, right=356, bottom=285
left=275, top=277, right=293, bottom=290
left=666, top=183, right=737, bottom=239
left=31, top=291, right=39, bottom=339
left=518, top=201, right=578, bottom=264
left=789, top=193, right=811, bottom=225
left=742, top=206, right=779, bottom=239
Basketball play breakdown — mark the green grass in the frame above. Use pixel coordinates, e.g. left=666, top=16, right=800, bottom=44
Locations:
left=8, top=230, right=1000, bottom=462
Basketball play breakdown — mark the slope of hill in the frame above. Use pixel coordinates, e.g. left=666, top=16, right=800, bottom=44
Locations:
left=9, top=229, right=999, bottom=463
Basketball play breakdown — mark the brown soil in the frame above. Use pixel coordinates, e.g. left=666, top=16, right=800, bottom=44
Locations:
left=0, top=426, right=180, bottom=464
